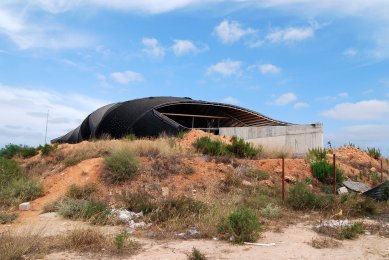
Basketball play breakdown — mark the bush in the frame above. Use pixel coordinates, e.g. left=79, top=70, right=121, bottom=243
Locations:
left=306, top=148, right=327, bottom=163
left=0, top=158, right=43, bottom=207
left=38, top=144, right=56, bottom=156
left=0, top=212, right=17, bottom=224
left=339, top=223, right=363, bottom=239
left=226, top=136, right=261, bottom=159
left=121, top=192, right=156, bottom=214
left=66, top=183, right=98, bottom=200
left=311, top=161, right=344, bottom=184
left=57, top=198, right=110, bottom=224
left=260, top=204, right=281, bottom=219
left=218, top=207, right=261, bottom=243
left=123, top=133, right=137, bottom=141
left=64, top=228, right=105, bottom=251
left=287, top=183, right=325, bottom=210
left=0, top=144, right=38, bottom=159
left=366, top=147, right=381, bottom=160
left=103, top=149, right=140, bottom=183
left=246, top=168, right=270, bottom=181
left=193, top=137, right=227, bottom=156
left=188, top=247, right=207, bottom=260
left=151, top=197, right=205, bottom=223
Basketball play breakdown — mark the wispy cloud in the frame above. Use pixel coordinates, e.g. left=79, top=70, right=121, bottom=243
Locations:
left=259, top=63, right=281, bottom=75
left=214, top=19, right=256, bottom=44
left=271, top=92, right=297, bottom=106
left=343, top=48, right=358, bottom=57
left=294, top=102, right=309, bottom=109
left=222, top=97, right=239, bottom=105
left=316, top=92, right=349, bottom=102
left=0, top=84, right=107, bottom=146
left=142, top=37, right=165, bottom=58
left=322, top=99, right=389, bottom=120
left=111, top=70, right=144, bottom=84
left=207, top=59, right=241, bottom=77
left=171, top=39, right=199, bottom=56
left=266, top=25, right=315, bottom=43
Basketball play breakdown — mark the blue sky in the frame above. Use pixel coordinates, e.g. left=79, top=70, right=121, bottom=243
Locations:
left=0, top=1, right=388, bottom=155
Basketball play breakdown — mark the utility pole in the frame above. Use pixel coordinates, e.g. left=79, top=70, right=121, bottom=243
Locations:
left=44, top=109, right=49, bottom=144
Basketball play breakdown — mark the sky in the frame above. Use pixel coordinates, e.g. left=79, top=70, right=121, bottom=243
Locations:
left=0, top=0, right=389, bottom=156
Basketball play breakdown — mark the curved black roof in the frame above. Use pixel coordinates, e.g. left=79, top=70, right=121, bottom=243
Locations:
left=52, top=96, right=290, bottom=143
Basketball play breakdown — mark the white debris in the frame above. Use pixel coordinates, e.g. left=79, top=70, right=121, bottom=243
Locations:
left=110, top=208, right=149, bottom=231
left=244, top=242, right=276, bottom=247
left=337, top=187, right=348, bottom=194
left=19, top=202, right=31, bottom=211
left=316, top=219, right=352, bottom=228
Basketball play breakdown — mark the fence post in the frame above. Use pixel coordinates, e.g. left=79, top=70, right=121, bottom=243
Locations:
left=381, top=159, right=384, bottom=183
left=282, top=157, right=285, bottom=202
left=333, top=154, right=336, bottom=195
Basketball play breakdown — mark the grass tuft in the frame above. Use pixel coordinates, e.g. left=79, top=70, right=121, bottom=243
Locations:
left=103, top=149, right=140, bottom=183
left=188, top=247, right=207, bottom=260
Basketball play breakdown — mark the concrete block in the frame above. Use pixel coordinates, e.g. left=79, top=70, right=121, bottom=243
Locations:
left=19, top=202, right=31, bottom=211
left=337, top=187, right=348, bottom=195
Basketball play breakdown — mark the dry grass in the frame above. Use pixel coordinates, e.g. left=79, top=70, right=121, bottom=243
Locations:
left=260, top=145, right=293, bottom=159
left=310, top=237, right=341, bottom=249
left=0, top=227, right=141, bottom=259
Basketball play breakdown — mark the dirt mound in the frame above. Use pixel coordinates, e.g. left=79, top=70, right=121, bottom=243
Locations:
left=179, top=129, right=231, bottom=150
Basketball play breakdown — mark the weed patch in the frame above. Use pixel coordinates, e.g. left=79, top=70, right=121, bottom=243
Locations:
left=218, top=207, right=261, bottom=243
left=188, top=247, right=207, bottom=260
left=311, top=161, right=344, bottom=184
left=120, top=192, right=156, bottom=214
left=66, top=183, right=98, bottom=200
left=0, top=211, right=17, bottom=224
left=103, top=149, right=140, bottom=183
left=310, top=237, right=341, bottom=249
left=287, top=183, right=330, bottom=210
left=366, top=147, right=381, bottom=160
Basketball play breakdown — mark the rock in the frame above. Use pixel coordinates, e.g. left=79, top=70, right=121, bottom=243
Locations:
left=370, top=167, right=377, bottom=172
left=308, top=184, right=314, bottom=191
left=337, top=187, right=348, bottom=195
left=242, top=180, right=253, bottom=186
left=259, top=180, right=274, bottom=187
left=19, top=202, right=31, bottom=211
left=161, top=187, right=169, bottom=197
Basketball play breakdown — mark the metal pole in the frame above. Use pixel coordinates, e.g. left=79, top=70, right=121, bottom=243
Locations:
left=381, top=159, right=384, bottom=183
left=44, top=109, right=49, bottom=144
left=333, top=154, right=336, bottom=195
left=282, top=157, right=285, bottom=201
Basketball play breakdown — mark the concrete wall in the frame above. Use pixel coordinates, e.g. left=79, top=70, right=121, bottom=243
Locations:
left=219, top=124, right=323, bottom=155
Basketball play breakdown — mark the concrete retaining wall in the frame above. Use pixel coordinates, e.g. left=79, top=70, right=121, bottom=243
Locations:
left=219, top=124, right=323, bottom=155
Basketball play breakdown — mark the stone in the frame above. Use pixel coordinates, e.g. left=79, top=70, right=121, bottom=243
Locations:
left=308, top=184, right=314, bottom=191
left=285, top=175, right=296, bottom=183
left=19, top=202, right=31, bottom=211
left=337, top=187, right=348, bottom=194
left=242, top=180, right=253, bottom=186
left=162, top=187, right=169, bottom=197
left=370, top=167, right=377, bottom=172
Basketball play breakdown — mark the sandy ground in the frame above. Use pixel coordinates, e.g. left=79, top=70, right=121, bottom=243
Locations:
left=2, top=213, right=388, bottom=260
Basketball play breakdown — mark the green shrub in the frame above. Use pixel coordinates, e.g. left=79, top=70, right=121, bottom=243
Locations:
left=218, top=207, right=261, bottom=243
left=38, top=144, right=56, bottom=156
left=193, top=137, right=227, bottom=156
left=151, top=197, right=205, bottom=223
left=366, top=147, right=381, bottom=160
left=121, top=192, right=156, bottom=214
left=287, top=183, right=325, bottom=210
left=177, top=131, right=185, bottom=139
left=123, top=133, right=137, bottom=141
left=306, top=148, right=327, bottom=163
left=311, top=161, right=344, bottom=184
left=0, top=158, right=43, bottom=207
left=57, top=198, right=110, bottom=224
left=246, top=168, right=270, bottom=181
left=339, top=223, right=363, bottom=239
left=103, top=149, right=140, bottom=183
left=226, top=136, right=261, bottom=159
left=188, top=247, right=207, bottom=260
left=0, top=144, right=38, bottom=159
left=66, top=183, right=98, bottom=200
left=260, top=204, right=281, bottom=219
left=114, top=230, right=130, bottom=250
left=0, top=212, right=17, bottom=224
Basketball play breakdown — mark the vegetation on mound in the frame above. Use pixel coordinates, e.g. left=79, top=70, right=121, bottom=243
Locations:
left=0, top=143, right=57, bottom=159
left=0, top=157, right=43, bottom=208
left=315, top=223, right=364, bottom=240
left=193, top=136, right=261, bottom=158
left=366, top=147, right=381, bottom=160
left=188, top=247, right=207, bottom=260
left=218, top=207, right=261, bottom=243
left=103, top=149, right=140, bottom=183
left=311, top=161, right=344, bottom=184
left=287, top=182, right=333, bottom=210
left=0, top=211, right=17, bottom=224
left=0, top=228, right=140, bottom=260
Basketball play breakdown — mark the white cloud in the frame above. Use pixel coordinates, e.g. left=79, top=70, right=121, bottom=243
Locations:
left=0, top=84, right=107, bottom=147
left=142, top=37, right=165, bottom=58
left=222, top=97, right=239, bottom=105
left=247, top=39, right=264, bottom=48
left=322, top=100, right=389, bottom=120
left=294, top=102, right=309, bottom=109
left=267, top=26, right=315, bottom=43
left=207, top=59, right=241, bottom=77
left=0, top=8, right=93, bottom=49
left=96, top=73, right=110, bottom=88
left=317, top=92, right=349, bottom=102
left=214, top=19, right=256, bottom=44
left=111, top=70, right=143, bottom=84
left=259, top=63, right=281, bottom=75
left=171, top=40, right=198, bottom=56
left=343, top=48, right=358, bottom=57
left=272, top=92, right=297, bottom=106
